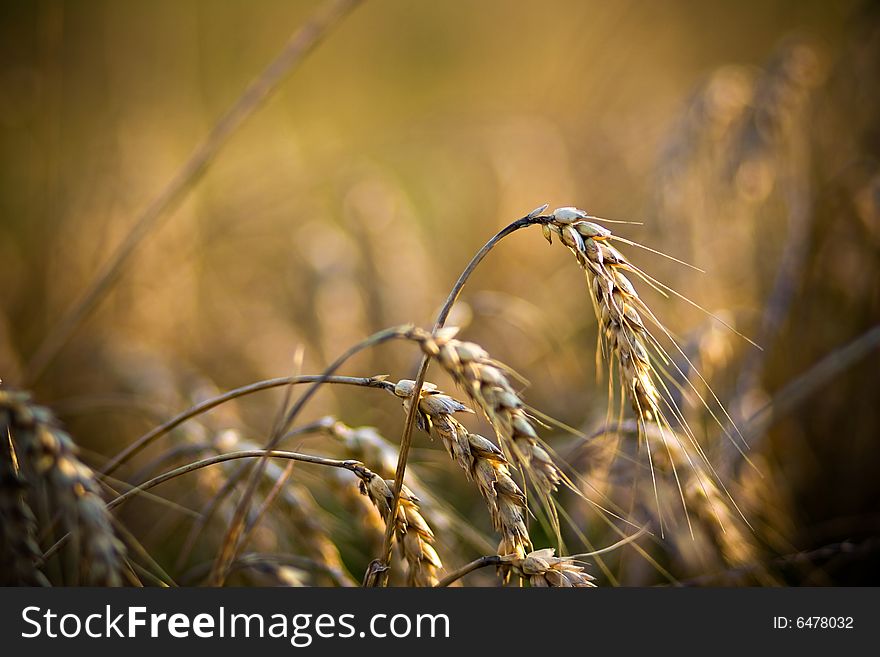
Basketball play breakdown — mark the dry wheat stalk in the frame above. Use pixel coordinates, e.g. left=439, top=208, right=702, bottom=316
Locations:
left=502, top=548, right=595, bottom=587
left=404, top=327, right=562, bottom=504
left=356, top=468, right=441, bottom=587
left=1, top=390, right=127, bottom=585
left=389, top=379, right=531, bottom=561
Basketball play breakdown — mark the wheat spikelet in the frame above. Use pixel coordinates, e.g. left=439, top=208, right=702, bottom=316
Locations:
left=1, top=390, right=127, bottom=585
left=390, top=379, right=531, bottom=561
left=405, top=328, right=562, bottom=503
left=355, top=467, right=441, bottom=587
left=502, top=548, right=595, bottom=588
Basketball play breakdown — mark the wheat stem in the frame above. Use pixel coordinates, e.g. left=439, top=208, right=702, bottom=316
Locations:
left=435, top=555, right=503, bottom=587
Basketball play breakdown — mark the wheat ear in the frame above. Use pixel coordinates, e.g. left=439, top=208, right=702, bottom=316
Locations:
left=356, top=468, right=441, bottom=587
left=390, top=379, right=531, bottom=561
left=1, top=390, right=127, bottom=585
left=545, top=211, right=664, bottom=423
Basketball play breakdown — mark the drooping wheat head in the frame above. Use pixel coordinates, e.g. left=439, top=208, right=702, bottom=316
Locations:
left=540, top=207, right=759, bottom=541
left=543, top=208, right=665, bottom=425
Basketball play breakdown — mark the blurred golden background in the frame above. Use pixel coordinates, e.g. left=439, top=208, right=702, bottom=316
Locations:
left=1, top=0, right=878, bottom=585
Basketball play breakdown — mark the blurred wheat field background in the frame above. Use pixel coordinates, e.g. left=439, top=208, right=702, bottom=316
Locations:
left=1, top=0, right=878, bottom=586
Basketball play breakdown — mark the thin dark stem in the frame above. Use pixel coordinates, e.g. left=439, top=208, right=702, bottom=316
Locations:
left=23, top=0, right=364, bottom=385
left=371, top=208, right=553, bottom=586
left=102, top=374, right=390, bottom=476
left=435, top=555, right=503, bottom=587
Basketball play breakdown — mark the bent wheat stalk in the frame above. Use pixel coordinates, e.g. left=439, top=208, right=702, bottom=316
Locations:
left=213, top=326, right=408, bottom=586
left=372, top=204, right=554, bottom=585
left=42, top=449, right=369, bottom=563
